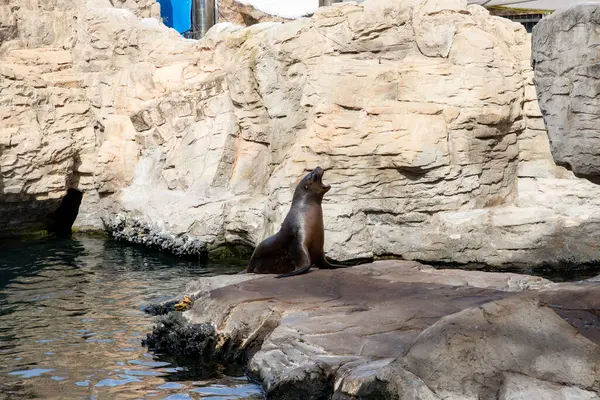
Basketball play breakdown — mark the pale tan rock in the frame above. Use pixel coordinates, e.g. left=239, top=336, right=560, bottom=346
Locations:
left=217, top=0, right=289, bottom=26
left=533, top=3, right=600, bottom=179
left=111, top=0, right=161, bottom=19
left=4, top=0, right=600, bottom=270
left=0, top=45, right=94, bottom=230
left=95, top=116, right=140, bottom=194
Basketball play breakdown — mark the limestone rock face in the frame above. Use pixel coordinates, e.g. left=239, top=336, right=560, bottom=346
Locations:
left=532, top=3, right=600, bottom=179
left=0, top=45, right=94, bottom=231
left=4, top=0, right=600, bottom=267
left=103, top=0, right=600, bottom=267
left=110, top=0, right=161, bottom=19
left=143, top=261, right=600, bottom=399
left=0, top=0, right=82, bottom=53
left=0, top=0, right=179, bottom=232
left=217, top=0, right=290, bottom=26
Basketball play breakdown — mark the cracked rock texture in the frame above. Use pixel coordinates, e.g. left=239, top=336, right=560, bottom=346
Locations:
left=532, top=3, right=600, bottom=180
left=217, top=0, right=290, bottom=26
left=0, top=0, right=157, bottom=232
left=4, top=0, right=600, bottom=267
left=152, top=261, right=600, bottom=399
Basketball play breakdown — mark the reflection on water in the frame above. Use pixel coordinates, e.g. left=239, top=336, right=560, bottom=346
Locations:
left=0, top=235, right=262, bottom=399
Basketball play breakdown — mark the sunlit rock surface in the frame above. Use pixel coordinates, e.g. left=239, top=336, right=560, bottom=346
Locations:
left=217, top=0, right=290, bottom=26
left=3, top=0, right=600, bottom=268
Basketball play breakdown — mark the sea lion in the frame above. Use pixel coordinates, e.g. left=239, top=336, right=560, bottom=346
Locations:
left=246, top=166, right=345, bottom=278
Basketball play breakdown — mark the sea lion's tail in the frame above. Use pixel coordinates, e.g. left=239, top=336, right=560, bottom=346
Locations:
left=275, top=266, right=311, bottom=278
left=243, top=260, right=254, bottom=274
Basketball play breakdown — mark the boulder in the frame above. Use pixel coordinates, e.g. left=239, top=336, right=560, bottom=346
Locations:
left=397, top=295, right=600, bottom=399
left=143, top=261, right=600, bottom=399
left=532, top=3, right=600, bottom=179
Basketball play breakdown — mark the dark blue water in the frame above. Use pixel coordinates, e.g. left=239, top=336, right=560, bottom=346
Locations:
left=0, top=235, right=263, bottom=399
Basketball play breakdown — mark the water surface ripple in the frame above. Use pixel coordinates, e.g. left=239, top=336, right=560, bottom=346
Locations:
left=0, top=235, right=262, bottom=400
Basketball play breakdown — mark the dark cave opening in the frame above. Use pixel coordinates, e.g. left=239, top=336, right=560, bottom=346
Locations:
left=46, top=188, right=84, bottom=236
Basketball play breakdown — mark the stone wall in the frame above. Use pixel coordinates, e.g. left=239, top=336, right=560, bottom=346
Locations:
left=3, top=0, right=600, bottom=267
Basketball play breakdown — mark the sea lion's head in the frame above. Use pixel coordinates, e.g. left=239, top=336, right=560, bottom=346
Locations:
left=297, top=166, right=331, bottom=199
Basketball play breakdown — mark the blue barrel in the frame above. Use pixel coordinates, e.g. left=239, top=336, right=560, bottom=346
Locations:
left=157, top=0, right=192, bottom=34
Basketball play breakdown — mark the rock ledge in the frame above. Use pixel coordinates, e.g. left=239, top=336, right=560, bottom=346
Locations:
left=144, top=261, right=600, bottom=399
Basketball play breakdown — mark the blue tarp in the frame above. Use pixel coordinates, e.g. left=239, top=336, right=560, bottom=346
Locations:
left=157, top=0, right=192, bottom=34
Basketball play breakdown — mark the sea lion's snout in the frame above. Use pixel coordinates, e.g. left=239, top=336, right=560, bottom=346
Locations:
left=313, top=166, right=325, bottom=181
left=315, top=167, right=331, bottom=192
left=303, top=167, right=331, bottom=194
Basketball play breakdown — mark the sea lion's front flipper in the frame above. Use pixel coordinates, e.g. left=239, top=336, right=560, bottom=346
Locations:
left=275, top=245, right=311, bottom=278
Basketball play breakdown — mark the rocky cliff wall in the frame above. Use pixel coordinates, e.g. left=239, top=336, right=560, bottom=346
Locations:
left=0, top=0, right=87, bottom=232
left=0, top=0, right=79, bottom=53
left=0, top=0, right=161, bottom=233
left=3, top=0, right=600, bottom=267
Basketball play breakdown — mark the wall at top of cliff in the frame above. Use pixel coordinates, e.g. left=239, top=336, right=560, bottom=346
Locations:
left=3, top=0, right=600, bottom=267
